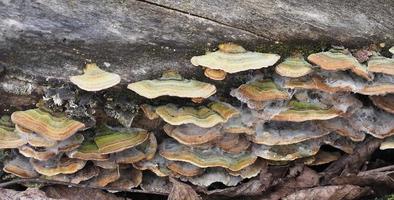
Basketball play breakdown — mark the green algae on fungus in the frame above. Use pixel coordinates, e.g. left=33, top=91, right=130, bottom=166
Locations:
left=67, top=141, right=109, bottom=161
left=11, top=108, right=85, bottom=141
left=94, top=126, right=149, bottom=154
left=271, top=101, right=342, bottom=122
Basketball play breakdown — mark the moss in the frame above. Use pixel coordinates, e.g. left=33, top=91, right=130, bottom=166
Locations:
left=289, top=101, right=323, bottom=110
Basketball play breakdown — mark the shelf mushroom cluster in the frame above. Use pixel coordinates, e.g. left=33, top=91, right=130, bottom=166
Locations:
left=1, top=43, right=394, bottom=191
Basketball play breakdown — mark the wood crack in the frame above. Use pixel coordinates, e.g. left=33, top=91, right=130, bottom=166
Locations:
left=134, top=0, right=271, bottom=41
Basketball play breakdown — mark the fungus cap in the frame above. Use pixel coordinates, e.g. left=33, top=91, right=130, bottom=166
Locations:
left=275, top=56, right=313, bottom=78
left=191, top=43, right=280, bottom=73
left=11, top=109, right=85, bottom=141
left=70, top=63, right=121, bottom=91
left=127, top=71, right=216, bottom=99
left=160, top=139, right=257, bottom=171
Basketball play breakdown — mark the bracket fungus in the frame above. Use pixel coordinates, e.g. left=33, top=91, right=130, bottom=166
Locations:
left=380, top=136, right=394, bottom=150
left=69, top=63, right=121, bottom=91
left=307, top=50, right=371, bottom=80
left=304, top=150, right=341, bottom=166
left=252, top=133, right=354, bottom=161
left=94, top=126, right=149, bottom=154
left=127, top=70, right=216, bottom=99
left=271, top=101, right=342, bottom=122
left=370, top=94, right=394, bottom=114
left=231, top=78, right=292, bottom=111
left=204, top=68, right=227, bottom=80
left=191, top=43, right=280, bottom=79
left=183, top=168, right=242, bottom=187
left=67, top=141, right=109, bottom=161
left=3, top=156, right=39, bottom=178
left=11, top=109, right=85, bottom=141
left=347, top=107, right=394, bottom=139
left=160, top=139, right=257, bottom=171
left=252, top=121, right=331, bottom=145
left=0, top=124, right=26, bottom=149
left=155, top=102, right=238, bottom=128
left=87, top=168, right=120, bottom=187
left=163, top=124, right=222, bottom=145
left=31, top=156, right=87, bottom=176
left=166, top=161, right=204, bottom=177
left=275, top=56, right=313, bottom=78
left=390, top=46, right=394, bottom=55
left=367, top=55, right=394, bottom=76
left=107, top=167, right=143, bottom=189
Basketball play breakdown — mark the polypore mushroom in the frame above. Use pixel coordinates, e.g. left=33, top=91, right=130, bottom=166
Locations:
left=163, top=124, right=222, bottom=145
left=215, top=134, right=251, bottom=154
left=222, top=116, right=255, bottom=135
left=230, top=79, right=290, bottom=110
left=11, top=109, right=85, bottom=141
left=275, top=56, right=313, bottom=78
left=0, top=124, right=26, bottom=149
left=140, top=104, right=159, bottom=120
left=69, top=63, right=121, bottom=91
left=380, top=136, right=394, bottom=150
left=45, top=165, right=100, bottom=184
left=359, top=74, right=394, bottom=95
left=307, top=50, right=372, bottom=80
left=87, top=167, right=120, bottom=187
left=271, top=101, right=342, bottom=122
left=370, top=94, right=394, bottom=114
left=3, top=156, right=39, bottom=178
left=160, top=139, right=257, bottom=171
left=112, top=133, right=157, bottom=164
left=127, top=70, right=216, bottom=99
left=132, top=154, right=172, bottom=177
left=191, top=43, right=280, bottom=80
left=283, top=75, right=352, bottom=94
left=252, top=121, right=331, bottom=145
left=227, top=159, right=267, bottom=179
left=18, top=145, right=57, bottom=161
left=93, top=160, right=118, bottom=169
left=252, top=133, right=353, bottom=161
left=107, top=167, right=143, bottom=189
left=183, top=168, right=242, bottom=187
left=155, top=102, right=238, bottom=128
left=31, top=156, right=87, bottom=176
left=347, top=107, right=394, bottom=139
left=15, top=125, right=57, bottom=148
left=304, top=150, right=341, bottom=166
left=67, top=141, right=109, bottom=161
left=204, top=68, right=227, bottom=80
left=367, top=55, right=394, bottom=76
left=319, top=118, right=366, bottom=142
left=166, top=161, right=204, bottom=177
left=94, top=126, right=149, bottom=154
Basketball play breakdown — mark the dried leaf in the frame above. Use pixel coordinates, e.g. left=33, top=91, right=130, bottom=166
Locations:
left=43, top=185, right=124, bottom=200
left=330, top=165, right=394, bottom=194
left=0, top=188, right=60, bottom=200
left=261, top=166, right=320, bottom=200
left=168, top=177, right=202, bottom=200
left=322, top=137, right=382, bottom=183
left=282, top=185, right=372, bottom=200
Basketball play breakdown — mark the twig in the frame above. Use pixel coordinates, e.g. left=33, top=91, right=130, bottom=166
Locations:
left=0, top=178, right=169, bottom=196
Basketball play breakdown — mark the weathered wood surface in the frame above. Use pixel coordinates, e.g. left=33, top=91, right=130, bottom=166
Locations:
left=0, top=0, right=393, bottom=85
